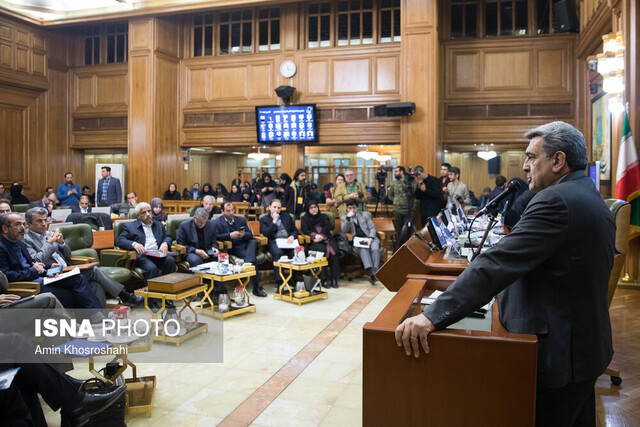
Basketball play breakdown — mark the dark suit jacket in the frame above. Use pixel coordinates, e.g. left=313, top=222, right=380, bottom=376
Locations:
left=0, top=236, right=43, bottom=282
left=27, top=200, right=47, bottom=210
left=415, top=175, right=443, bottom=219
left=423, top=170, right=615, bottom=390
left=176, top=219, right=218, bottom=254
left=213, top=215, right=253, bottom=246
left=259, top=213, right=298, bottom=242
left=117, top=219, right=172, bottom=251
left=69, top=205, right=92, bottom=213
left=96, top=177, right=122, bottom=206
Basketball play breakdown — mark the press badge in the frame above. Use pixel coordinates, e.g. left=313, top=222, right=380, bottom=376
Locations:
left=297, top=197, right=303, bottom=204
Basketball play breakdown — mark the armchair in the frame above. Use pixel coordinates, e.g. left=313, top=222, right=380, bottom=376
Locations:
left=1, top=270, right=40, bottom=297
left=340, top=211, right=386, bottom=280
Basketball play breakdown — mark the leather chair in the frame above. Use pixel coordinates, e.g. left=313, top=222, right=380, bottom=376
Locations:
left=602, top=199, right=631, bottom=385
left=257, top=213, right=304, bottom=264
left=1, top=270, right=40, bottom=297
left=110, top=219, right=145, bottom=283
left=167, top=216, right=192, bottom=272
left=13, top=204, right=29, bottom=213
left=218, top=215, right=267, bottom=267
left=58, top=224, right=132, bottom=284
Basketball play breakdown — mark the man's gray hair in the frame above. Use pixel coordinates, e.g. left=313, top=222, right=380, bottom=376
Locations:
left=203, top=195, right=215, bottom=203
left=26, top=207, right=47, bottom=223
left=524, top=121, right=587, bottom=171
left=135, top=202, right=151, bottom=214
left=413, top=165, right=425, bottom=174
left=194, top=208, right=209, bottom=219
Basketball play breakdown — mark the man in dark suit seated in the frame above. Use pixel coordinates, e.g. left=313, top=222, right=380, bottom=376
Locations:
left=201, top=195, right=222, bottom=219
left=0, top=213, right=102, bottom=310
left=177, top=207, right=219, bottom=267
left=259, top=198, right=298, bottom=292
left=96, top=166, right=122, bottom=207
left=214, top=201, right=266, bottom=297
left=396, top=121, right=615, bottom=425
left=28, top=190, right=57, bottom=211
left=74, top=195, right=92, bottom=213
left=116, top=202, right=176, bottom=281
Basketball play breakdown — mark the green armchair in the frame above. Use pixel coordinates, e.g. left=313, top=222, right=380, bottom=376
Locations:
left=59, top=223, right=132, bottom=284
left=167, top=216, right=191, bottom=272
left=111, top=219, right=145, bottom=282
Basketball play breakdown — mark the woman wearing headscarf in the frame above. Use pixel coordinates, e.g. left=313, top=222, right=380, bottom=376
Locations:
left=241, top=186, right=256, bottom=205
left=150, top=198, right=168, bottom=226
left=10, top=183, right=29, bottom=204
left=215, top=183, right=229, bottom=199
left=201, top=183, right=215, bottom=198
left=301, top=201, right=341, bottom=288
left=228, top=184, right=242, bottom=202
left=258, top=172, right=276, bottom=208
left=163, top=183, right=181, bottom=201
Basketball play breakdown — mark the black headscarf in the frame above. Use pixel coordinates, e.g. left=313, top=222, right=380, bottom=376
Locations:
left=280, top=173, right=292, bottom=187
left=202, top=183, right=215, bottom=197
left=10, top=184, right=29, bottom=204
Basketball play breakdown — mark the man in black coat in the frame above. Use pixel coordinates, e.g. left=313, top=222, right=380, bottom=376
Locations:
left=396, top=121, right=615, bottom=425
left=214, top=201, right=265, bottom=297
left=116, top=203, right=176, bottom=281
left=413, top=165, right=444, bottom=227
left=0, top=213, right=102, bottom=310
left=177, top=207, right=219, bottom=267
left=259, top=198, right=298, bottom=291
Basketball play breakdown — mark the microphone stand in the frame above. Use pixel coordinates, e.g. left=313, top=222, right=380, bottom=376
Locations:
left=471, top=207, right=499, bottom=262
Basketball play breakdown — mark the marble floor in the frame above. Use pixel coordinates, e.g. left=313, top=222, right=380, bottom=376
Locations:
left=42, top=281, right=640, bottom=426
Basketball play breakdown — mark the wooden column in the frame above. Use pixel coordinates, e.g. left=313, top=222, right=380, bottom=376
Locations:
left=128, top=17, right=180, bottom=202
left=400, top=0, right=440, bottom=173
left=281, top=144, right=305, bottom=177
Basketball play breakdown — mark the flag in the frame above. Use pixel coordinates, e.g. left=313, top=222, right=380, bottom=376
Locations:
left=615, top=110, right=640, bottom=226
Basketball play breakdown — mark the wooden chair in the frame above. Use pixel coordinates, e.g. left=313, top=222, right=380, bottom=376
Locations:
left=602, top=199, right=631, bottom=385
left=2, top=270, right=40, bottom=297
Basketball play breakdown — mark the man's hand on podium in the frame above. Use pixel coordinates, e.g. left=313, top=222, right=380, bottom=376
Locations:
left=395, top=313, right=435, bottom=358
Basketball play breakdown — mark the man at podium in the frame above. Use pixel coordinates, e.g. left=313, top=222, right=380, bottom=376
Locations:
left=396, top=121, right=615, bottom=425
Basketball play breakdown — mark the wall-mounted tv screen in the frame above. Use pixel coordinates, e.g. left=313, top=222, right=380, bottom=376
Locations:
left=255, top=104, right=317, bottom=143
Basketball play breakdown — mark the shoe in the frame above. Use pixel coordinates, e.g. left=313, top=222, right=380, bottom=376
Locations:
left=119, top=291, right=144, bottom=306
left=369, top=275, right=377, bottom=284
left=63, top=384, right=126, bottom=427
left=252, top=286, right=267, bottom=297
left=332, top=278, right=339, bottom=288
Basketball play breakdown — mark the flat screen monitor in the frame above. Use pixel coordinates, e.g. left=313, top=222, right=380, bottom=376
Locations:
left=427, top=217, right=446, bottom=250
left=588, top=161, right=600, bottom=191
left=457, top=206, right=468, bottom=227
left=255, top=104, right=317, bottom=143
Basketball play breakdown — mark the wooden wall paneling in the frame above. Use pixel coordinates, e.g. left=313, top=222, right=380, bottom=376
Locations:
left=305, top=59, right=329, bottom=96
left=375, top=55, right=399, bottom=93
left=212, top=66, right=248, bottom=100
left=484, top=51, right=532, bottom=90
left=442, top=118, right=572, bottom=144
left=332, top=58, right=371, bottom=94
left=281, top=144, right=304, bottom=177
left=0, top=17, right=47, bottom=90
left=71, top=64, right=128, bottom=115
left=537, top=49, right=565, bottom=89
left=83, top=151, right=128, bottom=194
left=401, top=0, right=439, bottom=172
left=451, top=51, right=481, bottom=91
left=280, top=1, right=299, bottom=52
left=0, top=106, right=26, bottom=184
left=444, top=151, right=527, bottom=196
left=154, top=53, right=180, bottom=198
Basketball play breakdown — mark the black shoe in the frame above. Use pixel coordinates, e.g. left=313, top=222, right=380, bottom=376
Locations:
left=332, top=278, right=339, bottom=288
left=369, top=275, right=377, bottom=284
left=119, top=291, right=144, bottom=306
left=63, top=385, right=126, bottom=427
left=252, top=286, right=267, bottom=297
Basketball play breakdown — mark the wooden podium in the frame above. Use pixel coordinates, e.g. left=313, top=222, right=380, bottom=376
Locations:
left=363, top=274, right=538, bottom=426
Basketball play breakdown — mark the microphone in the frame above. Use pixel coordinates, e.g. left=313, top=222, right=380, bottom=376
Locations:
left=476, top=179, right=522, bottom=216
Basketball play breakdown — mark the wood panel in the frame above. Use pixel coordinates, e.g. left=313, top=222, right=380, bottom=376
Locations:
left=442, top=118, right=575, bottom=144
left=0, top=106, right=26, bottom=183
left=444, top=36, right=575, bottom=102
left=0, top=17, right=48, bottom=89
left=332, top=58, right=371, bottom=94
left=71, top=64, right=128, bottom=115
left=212, top=67, right=248, bottom=100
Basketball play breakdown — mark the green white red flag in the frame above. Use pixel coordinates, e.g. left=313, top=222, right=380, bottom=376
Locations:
left=615, top=110, right=640, bottom=226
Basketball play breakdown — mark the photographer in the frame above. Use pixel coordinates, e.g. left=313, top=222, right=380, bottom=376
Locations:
left=413, top=165, right=443, bottom=228
left=334, top=169, right=370, bottom=215
left=282, top=169, right=308, bottom=219
left=388, top=166, right=416, bottom=249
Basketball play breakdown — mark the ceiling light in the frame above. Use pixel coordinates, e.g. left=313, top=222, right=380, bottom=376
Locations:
left=357, top=150, right=379, bottom=161
left=477, top=150, right=497, bottom=161
left=375, top=154, right=391, bottom=163
left=248, top=147, right=269, bottom=161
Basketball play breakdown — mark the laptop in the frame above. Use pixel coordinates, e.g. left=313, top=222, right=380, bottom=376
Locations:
left=91, top=207, right=111, bottom=215
left=51, top=209, right=72, bottom=222
left=48, top=222, right=73, bottom=232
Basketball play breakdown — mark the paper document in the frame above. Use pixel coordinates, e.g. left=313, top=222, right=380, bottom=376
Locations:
left=43, top=267, right=80, bottom=285
left=276, top=238, right=298, bottom=249
left=353, top=237, right=371, bottom=248
left=146, top=251, right=179, bottom=258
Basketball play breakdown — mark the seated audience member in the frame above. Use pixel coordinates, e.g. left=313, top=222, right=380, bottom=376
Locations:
left=177, top=207, right=219, bottom=267
left=301, top=201, right=340, bottom=288
left=228, top=184, right=242, bottom=202
left=0, top=333, right=126, bottom=427
left=76, top=195, right=92, bottom=213
left=116, top=203, right=176, bottom=281
left=28, top=190, right=57, bottom=211
left=56, top=172, right=81, bottom=206
left=258, top=173, right=277, bottom=208
left=341, top=199, right=380, bottom=284
left=150, top=198, right=168, bottom=226
left=202, top=183, right=215, bottom=198
left=241, top=187, right=256, bottom=205
left=126, top=192, right=139, bottom=209
left=0, top=201, right=12, bottom=216
left=200, top=195, right=222, bottom=219
left=163, top=182, right=181, bottom=201
left=23, top=207, right=142, bottom=307
left=82, top=185, right=95, bottom=205
left=215, top=183, right=229, bottom=200
left=334, top=169, right=370, bottom=215
left=0, top=213, right=102, bottom=309
left=10, top=184, right=29, bottom=205
left=478, top=187, right=492, bottom=210
left=259, top=198, right=298, bottom=292
left=190, top=182, right=201, bottom=200
left=214, top=201, right=266, bottom=297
